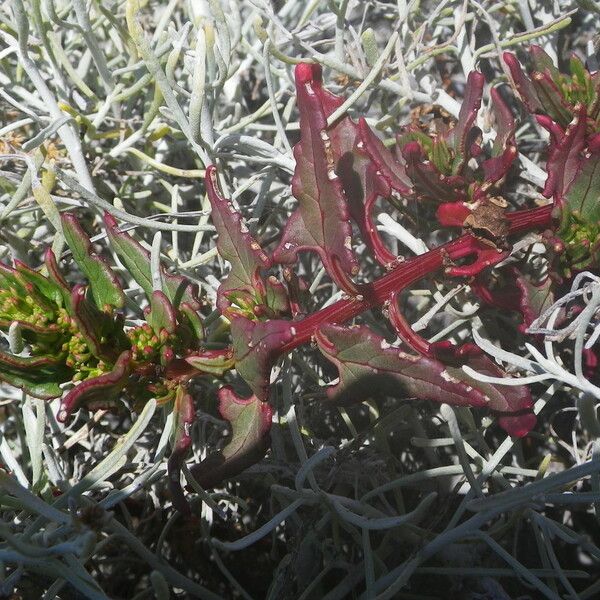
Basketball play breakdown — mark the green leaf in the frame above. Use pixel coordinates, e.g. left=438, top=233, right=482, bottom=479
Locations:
left=146, top=290, right=176, bottom=335
left=14, top=260, right=64, bottom=308
left=0, top=351, right=69, bottom=399
left=104, top=213, right=201, bottom=311
left=184, top=348, right=235, bottom=376
left=62, top=213, right=125, bottom=310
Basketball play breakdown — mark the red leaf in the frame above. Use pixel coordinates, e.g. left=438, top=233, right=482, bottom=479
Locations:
left=205, top=165, right=272, bottom=313
left=273, top=63, right=359, bottom=292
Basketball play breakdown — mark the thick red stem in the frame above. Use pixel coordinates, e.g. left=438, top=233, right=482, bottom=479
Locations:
left=279, top=204, right=553, bottom=354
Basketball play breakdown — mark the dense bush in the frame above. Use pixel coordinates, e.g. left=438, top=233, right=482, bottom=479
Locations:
left=1, top=1, right=599, bottom=598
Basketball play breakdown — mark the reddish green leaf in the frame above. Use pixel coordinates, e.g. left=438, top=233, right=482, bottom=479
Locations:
left=205, top=165, right=271, bottom=312
left=481, top=87, right=517, bottom=184
left=231, top=317, right=294, bottom=400
left=70, top=285, right=126, bottom=362
left=167, top=385, right=195, bottom=515
left=503, top=51, right=543, bottom=114
left=190, top=386, right=272, bottom=489
left=273, top=63, right=359, bottom=292
left=357, top=117, right=412, bottom=195
left=184, top=348, right=235, bottom=377
left=0, top=351, right=70, bottom=399
left=104, top=213, right=201, bottom=311
left=146, top=290, right=176, bottom=335
left=58, top=350, right=132, bottom=422
left=13, top=259, right=64, bottom=308
left=62, top=213, right=125, bottom=310
left=448, top=71, right=485, bottom=172
left=542, top=104, right=587, bottom=199
left=316, top=324, right=535, bottom=436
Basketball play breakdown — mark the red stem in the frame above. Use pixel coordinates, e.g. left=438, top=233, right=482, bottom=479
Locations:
left=279, top=204, right=553, bottom=353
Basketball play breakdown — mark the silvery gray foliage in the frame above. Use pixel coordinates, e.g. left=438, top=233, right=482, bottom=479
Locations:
left=1, top=0, right=600, bottom=599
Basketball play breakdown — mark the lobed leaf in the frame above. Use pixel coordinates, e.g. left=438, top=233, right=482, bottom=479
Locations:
left=273, top=63, right=359, bottom=292
left=231, top=317, right=295, bottom=400
left=205, top=165, right=271, bottom=312
left=316, top=324, right=535, bottom=436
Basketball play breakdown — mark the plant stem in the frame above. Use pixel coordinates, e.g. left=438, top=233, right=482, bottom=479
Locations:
left=279, top=204, right=553, bottom=353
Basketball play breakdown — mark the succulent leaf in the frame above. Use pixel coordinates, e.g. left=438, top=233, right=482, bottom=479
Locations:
left=0, top=351, right=69, bottom=399
left=58, top=350, right=132, bottom=422
left=167, top=385, right=195, bottom=515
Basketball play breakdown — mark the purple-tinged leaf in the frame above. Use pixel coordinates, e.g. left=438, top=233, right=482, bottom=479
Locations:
left=184, top=348, right=235, bottom=377
left=273, top=63, right=359, bottom=292
left=0, top=319, right=61, bottom=345
left=205, top=165, right=272, bottom=313
left=401, top=142, right=466, bottom=202
left=70, top=285, right=125, bottom=362
left=447, top=354, right=536, bottom=437
left=531, top=70, right=573, bottom=126
left=542, top=104, right=587, bottom=199
left=13, top=260, right=64, bottom=308
left=231, top=317, right=294, bottom=400
left=178, top=303, right=204, bottom=345
left=357, top=118, right=413, bottom=195
left=316, top=324, right=535, bottom=437
left=0, top=351, right=70, bottom=399
left=104, top=213, right=201, bottom=311
left=44, top=248, right=73, bottom=310
left=58, top=350, right=132, bottom=422
left=146, top=290, right=176, bottom=335
left=529, top=45, right=561, bottom=81
left=62, top=213, right=125, bottom=311
left=481, top=87, right=517, bottom=185
left=190, top=386, right=272, bottom=489
left=471, top=267, right=554, bottom=332
left=563, top=150, right=600, bottom=221
left=503, top=52, right=543, bottom=114
left=167, top=385, right=195, bottom=515
left=448, top=71, right=485, bottom=172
